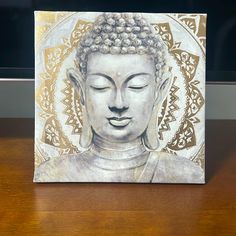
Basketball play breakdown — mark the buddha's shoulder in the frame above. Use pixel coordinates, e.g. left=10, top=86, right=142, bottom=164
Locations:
left=33, top=151, right=89, bottom=182
left=151, top=151, right=205, bottom=184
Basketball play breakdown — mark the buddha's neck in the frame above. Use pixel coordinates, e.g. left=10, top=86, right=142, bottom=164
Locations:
left=91, top=133, right=147, bottom=160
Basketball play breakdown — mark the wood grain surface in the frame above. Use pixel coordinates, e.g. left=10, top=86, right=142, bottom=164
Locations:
left=0, top=119, right=236, bottom=235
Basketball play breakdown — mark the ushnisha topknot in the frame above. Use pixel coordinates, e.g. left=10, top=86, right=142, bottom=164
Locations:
left=76, top=13, right=170, bottom=80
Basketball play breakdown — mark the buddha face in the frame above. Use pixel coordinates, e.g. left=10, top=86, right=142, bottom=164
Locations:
left=84, top=52, right=158, bottom=143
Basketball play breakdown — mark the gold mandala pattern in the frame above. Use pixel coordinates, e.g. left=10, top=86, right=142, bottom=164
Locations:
left=35, top=13, right=205, bottom=168
left=158, top=76, right=179, bottom=140
left=61, top=78, right=83, bottom=134
left=173, top=14, right=206, bottom=51
left=153, top=19, right=205, bottom=153
left=35, top=15, right=93, bottom=164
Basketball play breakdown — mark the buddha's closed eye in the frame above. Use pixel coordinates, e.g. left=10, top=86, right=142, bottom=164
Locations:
left=90, top=85, right=111, bottom=91
left=128, top=84, right=148, bottom=90
left=126, top=74, right=151, bottom=91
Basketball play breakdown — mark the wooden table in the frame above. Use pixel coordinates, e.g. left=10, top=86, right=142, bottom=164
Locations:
left=0, top=119, right=236, bottom=235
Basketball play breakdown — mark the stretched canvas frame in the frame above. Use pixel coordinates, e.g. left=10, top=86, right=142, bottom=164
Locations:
left=34, top=12, right=206, bottom=183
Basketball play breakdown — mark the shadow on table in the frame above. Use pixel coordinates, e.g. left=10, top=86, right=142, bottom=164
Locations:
left=205, top=120, right=236, bottom=183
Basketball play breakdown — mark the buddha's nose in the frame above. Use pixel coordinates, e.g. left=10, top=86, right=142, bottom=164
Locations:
left=108, top=90, right=128, bottom=115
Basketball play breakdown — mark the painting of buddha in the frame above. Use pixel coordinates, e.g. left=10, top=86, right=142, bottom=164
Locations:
left=34, top=12, right=205, bottom=183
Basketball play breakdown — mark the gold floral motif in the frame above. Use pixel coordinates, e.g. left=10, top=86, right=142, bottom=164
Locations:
left=60, top=20, right=93, bottom=134
left=35, top=18, right=93, bottom=161
left=172, top=50, right=199, bottom=82
left=36, top=77, right=54, bottom=115
left=152, top=23, right=174, bottom=49
left=167, top=119, right=196, bottom=150
left=43, top=117, right=66, bottom=148
left=187, top=80, right=205, bottom=118
left=158, top=99, right=168, bottom=134
left=174, top=14, right=206, bottom=51
left=42, top=116, right=79, bottom=152
left=179, top=16, right=197, bottom=34
left=61, top=78, right=83, bottom=134
left=158, top=76, right=179, bottom=140
left=197, top=15, right=207, bottom=49
left=45, top=46, right=65, bottom=73
left=153, top=20, right=204, bottom=153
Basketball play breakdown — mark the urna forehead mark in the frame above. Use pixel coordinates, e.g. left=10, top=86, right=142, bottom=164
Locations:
left=116, top=72, right=121, bottom=77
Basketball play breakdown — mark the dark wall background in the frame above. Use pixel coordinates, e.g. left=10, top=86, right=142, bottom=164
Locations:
left=0, top=0, right=235, bottom=81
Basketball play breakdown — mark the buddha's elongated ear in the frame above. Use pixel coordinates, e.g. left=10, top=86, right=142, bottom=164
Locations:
left=142, top=72, right=173, bottom=150
left=155, top=72, right=172, bottom=106
left=66, top=68, right=85, bottom=105
left=67, top=68, right=93, bottom=148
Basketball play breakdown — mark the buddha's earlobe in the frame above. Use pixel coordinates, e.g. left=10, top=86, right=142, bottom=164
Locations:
left=67, top=68, right=85, bottom=105
left=142, top=103, right=159, bottom=150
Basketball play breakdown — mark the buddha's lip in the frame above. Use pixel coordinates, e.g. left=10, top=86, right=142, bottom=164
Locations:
left=107, top=117, right=132, bottom=128
left=107, top=116, right=132, bottom=121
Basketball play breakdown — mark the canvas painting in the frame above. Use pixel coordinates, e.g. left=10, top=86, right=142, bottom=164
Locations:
left=34, top=11, right=206, bottom=183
